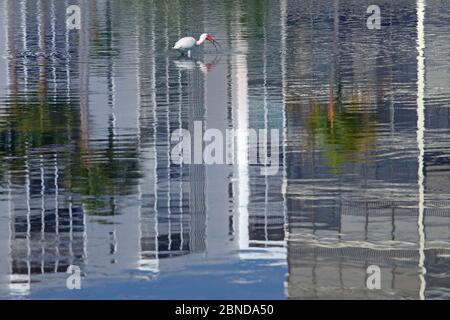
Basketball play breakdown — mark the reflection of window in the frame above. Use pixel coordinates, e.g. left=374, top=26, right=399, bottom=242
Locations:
left=9, top=159, right=86, bottom=280
left=138, top=42, right=207, bottom=267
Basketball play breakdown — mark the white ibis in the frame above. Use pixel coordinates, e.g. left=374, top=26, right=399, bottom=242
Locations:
left=173, top=33, right=221, bottom=57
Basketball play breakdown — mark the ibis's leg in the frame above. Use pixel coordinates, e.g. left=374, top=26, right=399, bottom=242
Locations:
left=188, top=50, right=191, bottom=58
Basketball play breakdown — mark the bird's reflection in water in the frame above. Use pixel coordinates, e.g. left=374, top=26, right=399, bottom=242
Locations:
left=173, top=55, right=221, bottom=74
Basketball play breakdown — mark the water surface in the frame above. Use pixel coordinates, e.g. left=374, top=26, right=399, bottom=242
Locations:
left=0, top=0, right=450, bottom=299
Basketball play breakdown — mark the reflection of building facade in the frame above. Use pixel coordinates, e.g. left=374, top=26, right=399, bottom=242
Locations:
left=7, top=161, right=86, bottom=295
left=0, top=0, right=87, bottom=295
left=422, top=0, right=450, bottom=298
left=283, top=0, right=450, bottom=299
left=231, top=0, right=287, bottom=262
left=0, top=0, right=209, bottom=294
left=135, top=0, right=208, bottom=272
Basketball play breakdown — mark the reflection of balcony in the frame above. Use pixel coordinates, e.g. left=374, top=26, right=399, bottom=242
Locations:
left=286, top=191, right=450, bottom=299
left=248, top=175, right=286, bottom=248
left=7, top=156, right=86, bottom=295
left=287, top=242, right=422, bottom=299
left=287, top=237, right=450, bottom=299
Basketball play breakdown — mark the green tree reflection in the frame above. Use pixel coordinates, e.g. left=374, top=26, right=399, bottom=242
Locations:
left=0, top=95, right=141, bottom=216
left=306, top=92, right=377, bottom=173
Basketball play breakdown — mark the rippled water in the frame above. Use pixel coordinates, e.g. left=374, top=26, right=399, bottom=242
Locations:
left=0, top=0, right=450, bottom=299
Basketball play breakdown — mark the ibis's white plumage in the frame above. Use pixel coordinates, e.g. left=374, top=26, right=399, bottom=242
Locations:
left=173, top=37, right=197, bottom=52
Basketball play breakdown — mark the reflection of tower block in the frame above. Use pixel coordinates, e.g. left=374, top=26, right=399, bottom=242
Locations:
left=139, top=206, right=206, bottom=271
left=287, top=243, right=422, bottom=299
left=286, top=196, right=450, bottom=299
left=423, top=201, right=450, bottom=298
left=138, top=149, right=207, bottom=271
left=8, top=157, right=86, bottom=295
left=285, top=196, right=422, bottom=299
left=248, top=166, right=286, bottom=247
left=5, top=0, right=80, bottom=96
left=137, top=26, right=207, bottom=273
left=139, top=168, right=206, bottom=272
